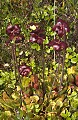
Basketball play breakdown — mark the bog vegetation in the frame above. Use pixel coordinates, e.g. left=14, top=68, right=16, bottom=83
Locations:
left=0, top=0, right=78, bottom=120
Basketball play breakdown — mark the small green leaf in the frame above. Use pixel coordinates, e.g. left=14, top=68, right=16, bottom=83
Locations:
left=72, top=46, right=76, bottom=51
left=22, top=77, right=30, bottom=87
left=45, top=67, right=48, bottom=75
left=31, top=43, right=40, bottom=51
left=35, top=104, right=39, bottom=109
left=71, top=112, right=78, bottom=120
left=71, top=58, right=78, bottom=63
left=60, top=110, right=67, bottom=118
left=43, top=37, right=49, bottom=44
left=25, top=51, right=30, bottom=56
left=67, top=47, right=72, bottom=53
left=0, top=79, right=5, bottom=85
left=46, top=48, right=50, bottom=53
left=30, top=59, right=35, bottom=68
left=30, top=25, right=36, bottom=30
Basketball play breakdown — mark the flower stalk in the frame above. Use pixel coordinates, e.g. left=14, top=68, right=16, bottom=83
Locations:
left=60, top=29, right=67, bottom=90
left=54, top=0, right=56, bottom=62
left=41, top=44, right=46, bottom=100
left=12, top=43, right=17, bottom=82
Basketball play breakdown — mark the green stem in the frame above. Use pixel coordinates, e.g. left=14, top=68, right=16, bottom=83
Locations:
left=54, top=0, right=56, bottom=62
left=34, top=49, right=38, bottom=74
left=20, top=88, right=22, bottom=108
left=48, top=0, right=56, bottom=99
left=12, top=43, right=22, bottom=108
left=60, top=50, right=65, bottom=86
left=54, top=50, right=56, bottom=63
left=18, top=50, right=22, bottom=108
left=54, top=0, right=56, bottom=29
left=12, top=44, right=17, bottom=81
left=41, top=44, right=46, bottom=100
left=60, top=32, right=66, bottom=90
left=18, top=56, right=22, bottom=108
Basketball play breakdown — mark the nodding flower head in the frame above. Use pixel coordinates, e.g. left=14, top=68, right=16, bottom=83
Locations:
left=18, top=63, right=31, bottom=77
left=52, top=18, right=70, bottom=37
left=48, top=38, right=61, bottom=51
left=48, top=38, right=68, bottom=51
left=60, top=41, right=68, bottom=50
left=30, top=29, right=45, bottom=45
left=6, top=23, right=24, bottom=45
left=6, top=24, right=21, bottom=36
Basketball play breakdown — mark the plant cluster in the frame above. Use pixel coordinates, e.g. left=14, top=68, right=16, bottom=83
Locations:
left=6, top=24, right=24, bottom=44
left=18, top=63, right=31, bottom=77
left=0, top=0, right=78, bottom=120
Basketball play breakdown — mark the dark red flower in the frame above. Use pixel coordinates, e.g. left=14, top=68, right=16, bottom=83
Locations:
left=48, top=38, right=68, bottom=51
left=48, top=39, right=60, bottom=47
left=19, top=64, right=31, bottom=77
left=28, top=22, right=46, bottom=45
left=52, top=18, right=70, bottom=37
left=6, top=24, right=21, bottom=36
left=60, top=41, right=68, bottom=50
left=5, top=34, right=25, bottom=45
left=6, top=24, right=24, bottom=45
left=48, top=39, right=61, bottom=51
left=32, top=29, right=46, bottom=39
left=9, top=34, right=15, bottom=40
left=30, top=33, right=38, bottom=43
left=52, top=43, right=61, bottom=51
left=13, top=24, right=21, bottom=35
left=30, top=30, right=45, bottom=45
left=57, top=19, right=70, bottom=32
left=6, top=24, right=14, bottom=35
left=5, top=39, right=11, bottom=46
left=37, top=36, right=43, bottom=44
left=15, top=34, right=25, bottom=43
